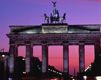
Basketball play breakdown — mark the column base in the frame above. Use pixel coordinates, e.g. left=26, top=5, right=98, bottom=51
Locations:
left=63, top=72, right=70, bottom=80
left=41, top=72, right=48, bottom=79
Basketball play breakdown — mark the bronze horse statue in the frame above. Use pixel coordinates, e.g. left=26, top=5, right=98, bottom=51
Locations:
left=44, top=1, right=66, bottom=24
left=50, top=9, right=60, bottom=23
left=44, top=13, right=49, bottom=23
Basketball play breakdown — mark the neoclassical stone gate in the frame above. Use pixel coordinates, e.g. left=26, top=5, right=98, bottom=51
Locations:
left=7, top=23, right=101, bottom=76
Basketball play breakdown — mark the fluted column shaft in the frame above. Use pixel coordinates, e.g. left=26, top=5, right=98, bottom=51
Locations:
left=9, top=44, right=18, bottom=73
left=42, top=44, right=48, bottom=73
left=25, top=43, right=33, bottom=73
left=94, top=42, right=101, bottom=62
left=79, top=42, right=85, bottom=73
left=63, top=43, right=69, bottom=74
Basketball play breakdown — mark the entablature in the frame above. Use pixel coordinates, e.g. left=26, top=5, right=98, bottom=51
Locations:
left=7, top=33, right=101, bottom=45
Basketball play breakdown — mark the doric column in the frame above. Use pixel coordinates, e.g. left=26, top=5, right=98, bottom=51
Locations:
left=9, top=43, right=18, bottom=73
left=9, top=44, right=18, bottom=57
left=42, top=42, right=48, bottom=73
left=94, top=42, right=101, bottom=62
left=63, top=42, right=69, bottom=74
left=3, top=56, right=8, bottom=71
left=14, top=45, right=18, bottom=57
left=25, top=42, right=33, bottom=73
left=79, top=42, right=85, bottom=73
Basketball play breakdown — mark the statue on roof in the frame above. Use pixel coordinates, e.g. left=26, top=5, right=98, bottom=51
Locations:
left=50, top=1, right=60, bottom=23
left=44, top=13, right=49, bottom=23
left=44, top=1, right=66, bottom=24
left=61, top=13, right=66, bottom=23
left=52, top=1, right=56, bottom=7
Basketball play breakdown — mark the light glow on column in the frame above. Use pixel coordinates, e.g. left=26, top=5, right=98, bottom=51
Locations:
left=83, top=76, right=87, bottom=80
left=96, top=76, right=101, bottom=80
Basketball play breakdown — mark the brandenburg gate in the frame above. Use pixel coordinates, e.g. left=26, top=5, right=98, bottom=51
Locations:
left=7, top=2, right=101, bottom=76
left=7, top=23, right=101, bottom=74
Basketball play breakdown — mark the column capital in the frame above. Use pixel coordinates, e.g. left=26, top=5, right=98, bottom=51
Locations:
left=63, top=41, right=69, bottom=45
left=25, top=41, right=31, bottom=44
left=79, top=41, right=85, bottom=45
left=41, top=41, right=48, bottom=45
left=25, top=41, right=33, bottom=47
left=10, top=43, right=18, bottom=46
left=9, top=40, right=15, bottom=44
left=94, top=41, right=100, bottom=45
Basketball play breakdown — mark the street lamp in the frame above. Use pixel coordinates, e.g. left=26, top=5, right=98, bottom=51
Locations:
left=83, top=76, right=87, bottom=80
left=96, top=76, right=101, bottom=80
left=2, top=55, right=5, bottom=57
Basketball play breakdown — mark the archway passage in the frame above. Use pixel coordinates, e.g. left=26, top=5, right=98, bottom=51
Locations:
left=33, top=46, right=42, bottom=61
left=18, top=46, right=26, bottom=57
left=48, top=46, right=63, bottom=71
left=85, top=45, right=94, bottom=69
left=69, top=45, right=79, bottom=75
left=17, top=45, right=95, bottom=75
